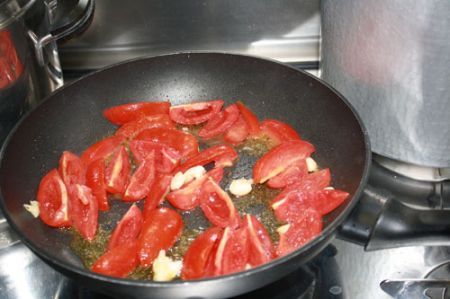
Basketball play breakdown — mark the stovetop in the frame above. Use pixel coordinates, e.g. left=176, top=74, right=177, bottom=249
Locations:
left=1, top=219, right=449, bottom=299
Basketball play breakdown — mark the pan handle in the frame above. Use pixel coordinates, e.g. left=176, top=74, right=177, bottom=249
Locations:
left=338, top=164, right=450, bottom=250
left=27, top=0, right=94, bottom=88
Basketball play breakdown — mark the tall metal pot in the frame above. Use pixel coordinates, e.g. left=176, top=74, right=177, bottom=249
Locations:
left=320, top=0, right=450, bottom=168
left=0, top=0, right=94, bottom=143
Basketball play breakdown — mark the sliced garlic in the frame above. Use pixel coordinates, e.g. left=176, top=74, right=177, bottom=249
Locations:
left=277, top=224, right=290, bottom=234
left=229, top=178, right=253, bottom=197
left=170, top=171, right=185, bottom=190
left=152, top=250, right=183, bottom=282
left=24, top=200, right=40, bottom=218
left=306, top=157, right=318, bottom=172
left=184, top=166, right=206, bottom=184
left=271, top=198, right=287, bottom=210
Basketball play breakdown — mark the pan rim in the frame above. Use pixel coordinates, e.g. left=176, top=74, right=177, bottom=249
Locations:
left=0, top=51, right=371, bottom=288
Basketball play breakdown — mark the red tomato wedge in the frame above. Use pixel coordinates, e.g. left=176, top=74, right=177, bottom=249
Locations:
left=224, top=116, right=249, bottom=144
left=37, top=169, right=70, bottom=227
left=158, top=147, right=182, bottom=173
left=103, top=101, right=171, bottom=125
left=129, top=140, right=181, bottom=174
left=105, top=146, right=131, bottom=195
left=200, top=177, right=240, bottom=228
left=253, top=140, right=315, bottom=184
left=244, top=214, right=274, bottom=267
left=123, top=151, right=156, bottom=202
left=169, top=100, right=224, bottom=125
left=276, top=209, right=322, bottom=257
left=81, top=135, right=124, bottom=166
left=177, top=145, right=237, bottom=173
left=236, top=101, right=260, bottom=135
left=107, top=204, right=143, bottom=250
left=135, top=127, right=199, bottom=160
left=166, top=175, right=208, bottom=210
left=58, top=151, right=86, bottom=186
left=137, top=208, right=183, bottom=267
left=143, top=174, right=172, bottom=219
left=290, top=168, right=331, bottom=193
left=85, top=159, right=109, bottom=211
left=267, top=159, right=308, bottom=189
left=92, top=242, right=139, bottom=278
left=217, top=227, right=249, bottom=276
left=259, top=119, right=301, bottom=145
left=198, top=104, right=240, bottom=139
left=115, top=114, right=175, bottom=139
left=68, top=184, right=98, bottom=241
left=181, top=227, right=223, bottom=280
left=206, top=167, right=224, bottom=183
left=271, top=169, right=332, bottom=222
left=314, top=189, right=349, bottom=215
left=166, top=167, right=223, bottom=211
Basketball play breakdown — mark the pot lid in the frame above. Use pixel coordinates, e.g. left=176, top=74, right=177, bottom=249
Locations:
left=0, top=0, right=35, bottom=29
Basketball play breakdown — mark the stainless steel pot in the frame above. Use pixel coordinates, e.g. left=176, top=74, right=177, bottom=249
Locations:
left=0, top=0, right=94, bottom=143
left=320, top=0, right=450, bottom=168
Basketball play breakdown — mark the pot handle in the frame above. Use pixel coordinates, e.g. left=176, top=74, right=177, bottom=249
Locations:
left=338, top=164, right=450, bottom=250
left=27, top=0, right=94, bottom=85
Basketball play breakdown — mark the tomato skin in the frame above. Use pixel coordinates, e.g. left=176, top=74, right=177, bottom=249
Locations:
left=123, top=151, right=155, bottom=202
left=107, top=204, right=143, bottom=250
left=129, top=140, right=180, bottom=174
left=177, top=145, right=237, bottom=173
left=166, top=168, right=223, bottom=211
left=276, top=209, right=322, bottom=257
left=181, top=227, right=223, bottom=280
left=253, top=140, right=315, bottom=184
left=103, top=101, right=171, bottom=125
left=169, top=100, right=224, bottom=125
left=68, top=184, right=98, bottom=241
left=58, top=151, right=86, bottom=186
left=85, top=159, right=109, bottom=211
left=135, top=127, right=199, bottom=160
left=267, top=159, right=308, bottom=189
left=218, top=227, right=249, bottom=276
left=244, top=214, right=274, bottom=267
left=105, top=146, right=131, bottom=195
left=137, top=208, right=183, bottom=267
left=198, top=104, right=240, bottom=139
left=115, top=114, right=175, bottom=139
left=143, top=174, right=172, bottom=219
left=236, top=101, right=260, bottom=135
left=92, top=242, right=139, bottom=278
left=37, top=169, right=71, bottom=227
left=260, top=119, right=301, bottom=145
left=271, top=169, right=332, bottom=222
left=200, top=178, right=240, bottom=229
left=81, top=135, right=124, bottom=166
left=224, top=116, right=249, bottom=144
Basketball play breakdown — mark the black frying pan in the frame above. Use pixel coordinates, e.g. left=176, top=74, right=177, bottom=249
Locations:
left=0, top=53, right=370, bottom=299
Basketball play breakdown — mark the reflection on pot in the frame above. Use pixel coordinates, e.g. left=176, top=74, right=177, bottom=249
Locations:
left=0, top=30, right=24, bottom=89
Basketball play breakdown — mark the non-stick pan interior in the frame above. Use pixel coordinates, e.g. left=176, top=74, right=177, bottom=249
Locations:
left=0, top=53, right=369, bottom=278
